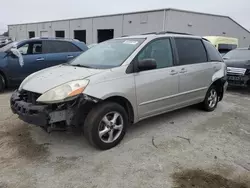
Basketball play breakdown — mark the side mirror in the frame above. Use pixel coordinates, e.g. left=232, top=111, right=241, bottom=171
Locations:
left=137, top=59, right=157, bottom=72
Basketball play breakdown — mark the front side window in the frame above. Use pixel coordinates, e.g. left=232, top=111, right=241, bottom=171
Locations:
left=175, top=38, right=207, bottom=65
left=18, top=44, right=29, bottom=55
left=18, top=41, right=42, bottom=55
left=137, top=38, right=173, bottom=69
left=70, top=38, right=145, bottom=69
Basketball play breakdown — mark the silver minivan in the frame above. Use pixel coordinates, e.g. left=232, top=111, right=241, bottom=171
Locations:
left=11, top=33, right=228, bottom=150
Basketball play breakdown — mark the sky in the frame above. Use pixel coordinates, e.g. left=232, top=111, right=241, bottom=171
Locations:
left=0, top=0, right=249, bottom=34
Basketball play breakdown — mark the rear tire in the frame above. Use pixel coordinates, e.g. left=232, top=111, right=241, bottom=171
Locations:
left=84, top=102, right=128, bottom=150
left=0, top=74, right=5, bottom=92
left=202, top=86, right=218, bottom=112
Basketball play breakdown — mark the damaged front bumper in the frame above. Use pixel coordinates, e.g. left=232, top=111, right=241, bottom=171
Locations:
left=227, top=74, right=250, bottom=87
left=10, top=90, right=99, bottom=128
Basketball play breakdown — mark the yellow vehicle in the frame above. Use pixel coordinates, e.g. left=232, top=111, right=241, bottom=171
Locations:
left=204, top=36, right=238, bottom=56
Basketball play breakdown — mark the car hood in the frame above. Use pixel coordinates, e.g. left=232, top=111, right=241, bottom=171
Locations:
left=21, top=65, right=104, bottom=94
left=224, top=59, right=250, bottom=69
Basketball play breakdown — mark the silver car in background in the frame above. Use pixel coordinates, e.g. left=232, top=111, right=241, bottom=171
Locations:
left=11, top=32, right=227, bottom=150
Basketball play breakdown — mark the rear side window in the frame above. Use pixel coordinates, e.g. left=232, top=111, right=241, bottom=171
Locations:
left=44, top=41, right=81, bottom=53
left=175, top=38, right=208, bottom=65
left=66, top=42, right=81, bottom=52
left=203, top=40, right=223, bottom=61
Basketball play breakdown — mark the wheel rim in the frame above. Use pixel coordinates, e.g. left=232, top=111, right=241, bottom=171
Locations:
left=208, top=89, right=217, bottom=108
left=98, top=112, right=124, bottom=144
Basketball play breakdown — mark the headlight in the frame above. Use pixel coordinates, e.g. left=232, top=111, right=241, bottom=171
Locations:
left=37, top=80, right=89, bottom=103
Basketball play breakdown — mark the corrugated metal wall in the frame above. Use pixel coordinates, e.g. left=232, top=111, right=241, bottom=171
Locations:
left=166, top=10, right=250, bottom=47
left=8, top=9, right=250, bottom=47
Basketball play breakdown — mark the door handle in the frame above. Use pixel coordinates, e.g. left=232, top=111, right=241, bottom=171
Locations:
left=179, top=68, right=187, bottom=73
left=170, top=70, right=178, bottom=75
left=36, top=57, right=45, bottom=61
left=179, top=70, right=187, bottom=73
left=67, top=55, right=74, bottom=58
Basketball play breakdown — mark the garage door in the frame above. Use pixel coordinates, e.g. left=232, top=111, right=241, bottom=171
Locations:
left=40, top=31, right=49, bottom=37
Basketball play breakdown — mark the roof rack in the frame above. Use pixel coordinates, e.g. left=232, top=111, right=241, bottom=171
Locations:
left=31, top=37, right=79, bottom=41
left=141, top=32, right=157, bottom=35
left=140, top=31, right=192, bottom=36
left=158, top=31, right=192, bottom=35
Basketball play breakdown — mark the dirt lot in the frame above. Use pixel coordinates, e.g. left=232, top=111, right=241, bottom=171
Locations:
left=0, top=89, right=249, bottom=188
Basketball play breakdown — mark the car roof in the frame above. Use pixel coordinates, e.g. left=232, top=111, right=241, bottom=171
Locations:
left=17, top=37, right=87, bottom=51
left=27, top=37, right=81, bottom=43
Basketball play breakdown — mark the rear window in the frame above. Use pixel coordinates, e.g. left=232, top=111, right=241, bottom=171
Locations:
left=223, top=49, right=250, bottom=60
left=203, top=40, right=223, bottom=62
left=175, top=38, right=208, bottom=65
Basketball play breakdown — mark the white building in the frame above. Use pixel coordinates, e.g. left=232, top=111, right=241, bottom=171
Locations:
left=8, top=8, right=250, bottom=47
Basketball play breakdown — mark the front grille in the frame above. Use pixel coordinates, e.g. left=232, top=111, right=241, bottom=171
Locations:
left=227, top=67, right=247, bottom=75
left=19, top=90, right=41, bottom=104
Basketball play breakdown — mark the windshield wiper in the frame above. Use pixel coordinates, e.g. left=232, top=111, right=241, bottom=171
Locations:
left=70, top=64, right=93, bottom=68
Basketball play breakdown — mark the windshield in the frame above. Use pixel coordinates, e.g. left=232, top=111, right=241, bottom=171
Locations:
left=223, top=49, right=250, bottom=60
left=70, top=38, right=145, bottom=69
left=0, top=42, right=18, bottom=52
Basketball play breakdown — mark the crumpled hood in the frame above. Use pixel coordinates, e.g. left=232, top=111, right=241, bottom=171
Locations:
left=21, top=65, right=104, bottom=94
left=224, top=59, right=250, bottom=69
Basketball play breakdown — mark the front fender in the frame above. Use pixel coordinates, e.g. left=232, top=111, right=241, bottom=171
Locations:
left=84, top=75, right=139, bottom=123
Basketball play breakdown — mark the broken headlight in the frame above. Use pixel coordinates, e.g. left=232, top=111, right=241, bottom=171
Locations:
left=37, top=80, right=89, bottom=104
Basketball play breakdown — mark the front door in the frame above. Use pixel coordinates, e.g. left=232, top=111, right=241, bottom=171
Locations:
left=174, top=38, right=213, bottom=104
left=134, top=38, right=179, bottom=119
left=7, top=40, right=46, bottom=83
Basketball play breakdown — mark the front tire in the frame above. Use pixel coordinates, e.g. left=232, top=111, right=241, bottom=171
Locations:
left=84, top=102, right=128, bottom=150
left=202, top=86, right=218, bottom=112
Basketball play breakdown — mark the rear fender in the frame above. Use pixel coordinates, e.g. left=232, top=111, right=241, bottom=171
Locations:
left=212, top=63, right=226, bottom=83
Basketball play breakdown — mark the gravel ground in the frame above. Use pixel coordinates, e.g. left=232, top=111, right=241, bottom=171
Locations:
left=0, top=89, right=249, bottom=188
